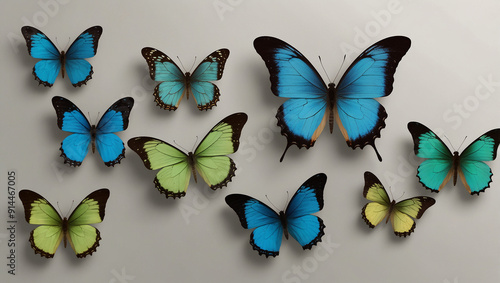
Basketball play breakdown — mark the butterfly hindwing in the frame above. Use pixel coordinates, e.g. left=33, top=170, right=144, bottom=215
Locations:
left=225, top=173, right=326, bottom=257
left=141, top=47, right=229, bottom=110
left=21, top=26, right=102, bottom=87
left=254, top=36, right=410, bottom=162
left=362, top=171, right=435, bottom=237
left=19, top=189, right=109, bottom=258
left=52, top=96, right=133, bottom=167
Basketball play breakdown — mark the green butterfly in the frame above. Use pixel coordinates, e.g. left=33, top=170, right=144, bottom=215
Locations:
left=19, top=189, right=110, bottom=258
left=362, top=171, right=435, bottom=237
left=127, top=112, right=248, bottom=198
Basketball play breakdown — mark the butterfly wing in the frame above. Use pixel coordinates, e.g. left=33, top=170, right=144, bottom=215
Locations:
left=64, top=26, right=102, bottom=87
left=95, top=97, right=134, bottom=166
left=254, top=36, right=329, bottom=162
left=335, top=36, right=411, bottom=161
left=142, top=47, right=187, bottom=110
left=189, top=49, right=230, bottom=110
left=225, top=194, right=283, bottom=257
left=19, top=190, right=64, bottom=258
left=361, top=171, right=391, bottom=228
left=392, top=196, right=435, bottom=237
left=458, top=128, right=500, bottom=194
left=52, top=96, right=92, bottom=167
left=128, top=137, right=191, bottom=198
left=65, top=189, right=109, bottom=258
left=284, top=173, right=326, bottom=249
left=408, top=121, right=455, bottom=192
left=193, top=112, right=248, bottom=190
left=21, top=26, right=61, bottom=87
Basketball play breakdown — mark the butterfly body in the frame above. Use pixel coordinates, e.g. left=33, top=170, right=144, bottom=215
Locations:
left=408, top=122, right=500, bottom=195
left=52, top=96, right=134, bottom=167
left=128, top=113, right=247, bottom=198
left=141, top=47, right=230, bottom=110
left=254, top=36, right=410, bottom=162
left=19, top=189, right=109, bottom=258
left=225, top=173, right=327, bottom=257
left=21, top=26, right=102, bottom=87
left=361, top=171, right=435, bottom=237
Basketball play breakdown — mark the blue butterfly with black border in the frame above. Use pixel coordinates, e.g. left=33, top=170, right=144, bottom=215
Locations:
left=141, top=47, right=229, bottom=110
left=52, top=96, right=134, bottom=167
left=254, top=36, right=411, bottom=162
left=225, top=173, right=326, bottom=257
left=21, top=26, right=102, bottom=87
left=408, top=121, right=500, bottom=195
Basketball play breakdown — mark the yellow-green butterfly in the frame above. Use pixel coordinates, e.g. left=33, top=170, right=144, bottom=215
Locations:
left=127, top=112, right=248, bottom=198
left=361, top=172, right=435, bottom=237
left=19, top=189, right=109, bottom=258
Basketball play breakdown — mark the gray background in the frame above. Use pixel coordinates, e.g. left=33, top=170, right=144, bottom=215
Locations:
left=1, top=0, right=500, bottom=282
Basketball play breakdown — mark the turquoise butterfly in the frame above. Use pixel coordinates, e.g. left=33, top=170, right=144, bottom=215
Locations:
left=141, top=47, right=229, bottom=110
left=408, top=121, right=500, bottom=195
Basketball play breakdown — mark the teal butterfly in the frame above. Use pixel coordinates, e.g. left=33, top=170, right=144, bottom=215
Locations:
left=19, top=189, right=109, bottom=258
left=127, top=113, right=247, bottom=198
left=141, top=47, right=230, bottom=110
left=408, top=121, right=500, bottom=195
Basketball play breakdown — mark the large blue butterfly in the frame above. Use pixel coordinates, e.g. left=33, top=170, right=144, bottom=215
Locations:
left=21, top=26, right=102, bottom=87
left=254, top=36, right=411, bottom=162
left=408, top=121, right=500, bottom=195
left=141, top=47, right=229, bottom=110
left=225, top=173, right=326, bottom=257
left=52, top=96, right=134, bottom=167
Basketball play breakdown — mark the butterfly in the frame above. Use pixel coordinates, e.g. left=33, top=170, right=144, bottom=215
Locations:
left=141, top=47, right=230, bottom=110
left=225, top=173, right=326, bottom=257
left=21, top=26, right=102, bottom=87
left=19, top=189, right=109, bottom=258
left=362, top=171, right=435, bottom=237
left=408, top=121, right=500, bottom=195
left=52, top=96, right=134, bottom=167
left=127, top=112, right=247, bottom=198
left=253, top=36, right=411, bottom=162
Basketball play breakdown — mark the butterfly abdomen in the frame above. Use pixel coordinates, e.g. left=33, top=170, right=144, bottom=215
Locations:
left=188, top=152, right=198, bottom=183
left=184, top=72, right=192, bottom=100
left=279, top=211, right=289, bottom=240
left=62, top=217, right=69, bottom=248
left=452, top=152, right=460, bottom=186
left=386, top=200, right=396, bottom=224
left=60, top=51, right=66, bottom=78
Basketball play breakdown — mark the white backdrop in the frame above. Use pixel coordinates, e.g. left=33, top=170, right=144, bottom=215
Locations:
left=1, top=1, right=500, bottom=282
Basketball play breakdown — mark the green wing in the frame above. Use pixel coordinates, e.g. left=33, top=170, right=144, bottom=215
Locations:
left=19, top=190, right=64, bottom=258
left=67, top=189, right=110, bottom=258
left=361, top=172, right=391, bottom=228
left=128, top=137, right=191, bottom=198
left=392, top=196, right=435, bottom=237
left=194, top=112, right=248, bottom=189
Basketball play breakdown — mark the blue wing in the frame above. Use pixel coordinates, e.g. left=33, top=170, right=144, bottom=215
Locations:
left=141, top=47, right=187, bottom=110
left=335, top=36, right=411, bottom=161
left=225, top=194, right=283, bottom=257
left=52, top=96, right=92, bottom=166
left=458, top=129, right=500, bottom=194
left=95, top=97, right=134, bottom=166
left=285, top=173, right=326, bottom=249
left=65, top=26, right=102, bottom=87
left=21, top=26, right=61, bottom=87
left=190, top=49, right=230, bottom=110
left=254, top=37, right=329, bottom=162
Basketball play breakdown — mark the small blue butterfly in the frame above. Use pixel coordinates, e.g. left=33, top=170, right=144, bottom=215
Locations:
left=225, top=173, right=326, bottom=257
left=52, top=96, right=134, bottom=167
left=141, top=47, right=229, bottom=110
left=21, top=26, right=102, bottom=87
left=254, top=36, right=411, bottom=162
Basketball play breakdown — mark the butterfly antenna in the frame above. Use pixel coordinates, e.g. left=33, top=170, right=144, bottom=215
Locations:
left=189, top=56, right=197, bottom=73
left=192, top=136, right=199, bottom=152
left=318, top=56, right=332, bottom=84
left=457, top=136, right=468, bottom=152
left=443, top=135, right=457, bottom=152
left=173, top=140, right=189, bottom=153
left=265, top=195, right=280, bottom=212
